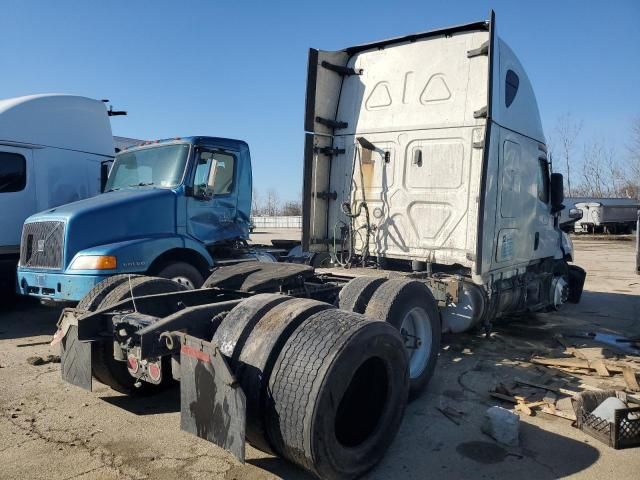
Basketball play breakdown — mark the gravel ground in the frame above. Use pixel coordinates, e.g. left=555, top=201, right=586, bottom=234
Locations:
left=1, top=233, right=639, bottom=480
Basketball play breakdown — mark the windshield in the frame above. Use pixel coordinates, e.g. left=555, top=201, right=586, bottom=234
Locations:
left=104, top=144, right=190, bottom=191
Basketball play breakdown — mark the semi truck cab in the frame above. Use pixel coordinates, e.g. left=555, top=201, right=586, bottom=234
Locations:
left=17, top=136, right=253, bottom=302
left=0, top=94, right=117, bottom=296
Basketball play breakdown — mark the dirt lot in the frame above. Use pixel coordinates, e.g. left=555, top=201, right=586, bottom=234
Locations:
left=1, top=234, right=639, bottom=480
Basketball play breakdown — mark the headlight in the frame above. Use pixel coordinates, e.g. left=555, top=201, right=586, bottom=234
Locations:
left=70, top=255, right=117, bottom=270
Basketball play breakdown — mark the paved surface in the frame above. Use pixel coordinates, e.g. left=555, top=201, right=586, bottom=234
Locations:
left=1, top=234, right=639, bottom=479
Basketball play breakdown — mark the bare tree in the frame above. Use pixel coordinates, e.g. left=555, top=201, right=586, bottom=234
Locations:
left=627, top=117, right=640, bottom=198
left=574, top=137, right=636, bottom=198
left=265, top=188, right=280, bottom=216
left=281, top=200, right=302, bottom=216
left=251, top=187, right=261, bottom=216
left=578, top=140, right=615, bottom=197
left=552, top=113, right=583, bottom=197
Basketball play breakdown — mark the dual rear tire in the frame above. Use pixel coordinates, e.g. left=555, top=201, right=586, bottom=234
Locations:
left=213, top=294, right=409, bottom=479
left=338, top=277, right=441, bottom=396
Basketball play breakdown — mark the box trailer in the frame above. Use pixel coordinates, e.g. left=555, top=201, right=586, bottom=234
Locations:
left=52, top=12, right=586, bottom=479
left=574, top=198, right=639, bottom=234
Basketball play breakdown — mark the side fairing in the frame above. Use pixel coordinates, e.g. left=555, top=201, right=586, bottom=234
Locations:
left=475, top=34, right=559, bottom=283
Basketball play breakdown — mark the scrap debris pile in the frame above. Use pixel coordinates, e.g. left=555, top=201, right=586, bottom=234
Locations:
left=486, top=332, right=640, bottom=448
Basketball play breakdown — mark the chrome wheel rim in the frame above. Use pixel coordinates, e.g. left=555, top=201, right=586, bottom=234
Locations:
left=171, top=276, right=195, bottom=290
left=400, top=307, right=432, bottom=379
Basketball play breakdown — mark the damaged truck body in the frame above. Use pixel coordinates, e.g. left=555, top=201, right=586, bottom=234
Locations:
left=52, top=13, right=586, bottom=480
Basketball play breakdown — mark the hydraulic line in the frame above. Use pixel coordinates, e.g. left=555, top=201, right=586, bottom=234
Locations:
left=331, top=143, right=373, bottom=267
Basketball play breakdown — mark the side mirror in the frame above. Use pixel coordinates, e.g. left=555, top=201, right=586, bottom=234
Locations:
left=569, top=208, right=583, bottom=220
left=550, top=173, right=564, bottom=213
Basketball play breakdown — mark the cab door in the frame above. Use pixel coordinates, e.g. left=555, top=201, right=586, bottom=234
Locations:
left=0, top=146, right=34, bottom=253
left=186, top=148, right=240, bottom=244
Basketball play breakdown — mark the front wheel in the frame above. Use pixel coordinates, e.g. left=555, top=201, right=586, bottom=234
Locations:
left=155, top=261, right=204, bottom=289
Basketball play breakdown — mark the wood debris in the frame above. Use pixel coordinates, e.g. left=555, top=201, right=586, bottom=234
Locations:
left=530, top=350, right=640, bottom=392
left=622, top=366, right=640, bottom=391
left=540, top=405, right=576, bottom=421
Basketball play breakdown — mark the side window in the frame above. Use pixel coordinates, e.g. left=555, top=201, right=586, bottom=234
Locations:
left=505, top=69, right=519, bottom=108
left=193, top=151, right=236, bottom=197
left=0, top=152, right=26, bottom=193
left=537, top=157, right=550, bottom=203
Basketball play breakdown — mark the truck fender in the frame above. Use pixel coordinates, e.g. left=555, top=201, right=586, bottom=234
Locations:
left=68, top=236, right=213, bottom=274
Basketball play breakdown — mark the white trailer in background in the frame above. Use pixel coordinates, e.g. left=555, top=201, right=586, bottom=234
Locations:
left=574, top=198, right=639, bottom=234
left=0, top=94, right=117, bottom=295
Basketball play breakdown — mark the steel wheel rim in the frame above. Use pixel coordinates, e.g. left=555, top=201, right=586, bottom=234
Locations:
left=171, top=276, right=195, bottom=290
left=400, top=306, right=432, bottom=379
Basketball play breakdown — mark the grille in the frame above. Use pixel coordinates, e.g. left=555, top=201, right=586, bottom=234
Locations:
left=19, top=221, right=65, bottom=270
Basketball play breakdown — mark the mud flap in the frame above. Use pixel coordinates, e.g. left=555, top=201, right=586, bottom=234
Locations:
left=567, top=265, right=587, bottom=303
left=60, top=325, right=92, bottom=391
left=179, top=335, right=246, bottom=463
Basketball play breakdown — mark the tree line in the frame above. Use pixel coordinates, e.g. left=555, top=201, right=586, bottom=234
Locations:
left=550, top=115, right=640, bottom=198
left=252, top=188, right=302, bottom=216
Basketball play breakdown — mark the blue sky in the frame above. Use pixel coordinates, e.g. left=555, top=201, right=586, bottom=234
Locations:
left=1, top=0, right=638, bottom=202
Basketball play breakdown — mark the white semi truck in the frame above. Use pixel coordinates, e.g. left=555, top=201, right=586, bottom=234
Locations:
left=303, top=12, right=585, bottom=334
left=0, top=94, right=120, bottom=297
left=53, top=13, right=586, bottom=480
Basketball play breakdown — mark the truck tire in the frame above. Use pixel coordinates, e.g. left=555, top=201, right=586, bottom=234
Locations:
left=233, top=297, right=334, bottom=452
left=266, top=309, right=409, bottom=479
left=211, top=293, right=293, bottom=361
left=91, top=276, right=186, bottom=395
left=337, top=276, right=387, bottom=313
left=155, top=262, right=204, bottom=289
left=364, top=279, right=440, bottom=396
left=77, top=274, right=142, bottom=311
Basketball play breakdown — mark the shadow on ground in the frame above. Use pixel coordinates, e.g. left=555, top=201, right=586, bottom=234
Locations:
left=100, top=386, right=181, bottom=415
left=0, top=296, right=62, bottom=339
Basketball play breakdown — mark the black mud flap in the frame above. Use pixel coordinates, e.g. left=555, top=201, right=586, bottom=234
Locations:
left=179, top=335, right=246, bottom=463
left=567, top=265, right=587, bottom=303
left=60, top=325, right=92, bottom=391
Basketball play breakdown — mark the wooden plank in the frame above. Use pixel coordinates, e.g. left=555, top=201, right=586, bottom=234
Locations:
left=490, top=392, right=518, bottom=403
left=531, top=357, right=590, bottom=369
left=514, top=400, right=547, bottom=416
left=541, top=406, right=576, bottom=421
left=592, top=359, right=611, bottom=377
left=622, top=367, right=640, bottom=392
left=515, top=403, right=532, bottom=416
left=531, top=357, right=636, bottom=374
left=514, top=378, right=579, bottom=397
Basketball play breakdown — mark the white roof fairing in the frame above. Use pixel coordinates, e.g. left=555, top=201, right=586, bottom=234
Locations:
left=0, top=94, right=114, bottom=156
left=493, top=38, right=546, bottom=144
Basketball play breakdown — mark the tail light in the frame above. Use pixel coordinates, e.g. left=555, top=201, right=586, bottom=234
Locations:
left=148, top=361, right=162, bottom=382
left=127, top=354, right=139, bottom=374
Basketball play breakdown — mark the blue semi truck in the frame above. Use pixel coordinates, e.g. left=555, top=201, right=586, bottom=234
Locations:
left=16, top=136, right=270, bottom=302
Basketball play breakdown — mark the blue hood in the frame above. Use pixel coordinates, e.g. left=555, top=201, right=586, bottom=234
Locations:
left=26, top=188, right=177, bottom=268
